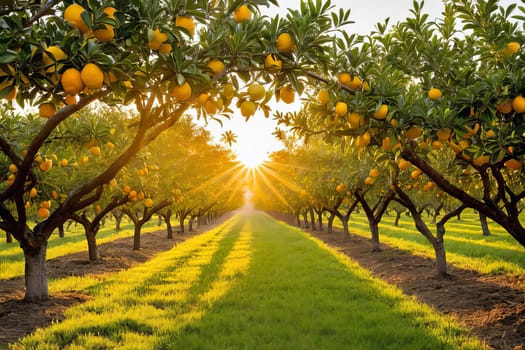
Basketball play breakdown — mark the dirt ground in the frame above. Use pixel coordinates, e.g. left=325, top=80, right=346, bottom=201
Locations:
left=1, top=218, right=525, bottom=349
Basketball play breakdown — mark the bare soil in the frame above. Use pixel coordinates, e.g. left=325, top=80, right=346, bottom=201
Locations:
left=1, top=217, right=524, bottom=349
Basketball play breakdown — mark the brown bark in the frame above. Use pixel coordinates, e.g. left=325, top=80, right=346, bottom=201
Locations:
left=23, top=243, right=48, bottom=302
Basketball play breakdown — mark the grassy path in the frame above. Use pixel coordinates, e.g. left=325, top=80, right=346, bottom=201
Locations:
left=14, top=213, right=483, bottom=349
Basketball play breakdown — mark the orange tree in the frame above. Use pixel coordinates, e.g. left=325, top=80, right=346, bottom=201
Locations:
left=0, top=0, right=353, bottom=301
left=277, top=1, right=525, bottom=249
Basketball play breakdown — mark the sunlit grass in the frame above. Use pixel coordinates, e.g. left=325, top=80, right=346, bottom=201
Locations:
left=341, top=211, right=525, bottom=275
left=15, top=213, right=484, bottom=349
left=0, top=219, right=163, bottom=280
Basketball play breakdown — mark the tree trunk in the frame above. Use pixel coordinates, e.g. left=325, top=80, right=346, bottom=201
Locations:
left=317, top=210, right=323, bottom=231
left=24, top=244, right=49, bottom=302
left=165, top=210, right=173, bottom=239
left=480, top=212, right=491, bottom=236
left=341, top=217, right=349, bottom=236
left=58, top=224, right=65, bottom=238
left=295, top=212, right=301, bottom=227
left=433, top=239, right=447, bottom=276
left=302, top=213, right=309, bottom=229
left=309, top=208, right=316, bottom=231
left=179, top=215, right=185, bottom=233
left=158, top=215, right=163, bottom=226
left=327, top=213, right=335, bottom=233
left=86, top=229, right=100, bottom=261
left=133, top=224, right=141, bottom=251
left=189, top=215, right=195, bottom=232
left=370, top=222, right=381, bottom=252
left=115, top=212, right=123, bottom=231
left=5, top=231, right=12, bottom=243
left=394, top=211, right=401, bottom=226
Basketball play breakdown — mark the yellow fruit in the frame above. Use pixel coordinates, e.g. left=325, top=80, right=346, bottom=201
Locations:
left=39, top=158, right=53, bottom=172
left=64, top=95, right=77, bottom=105
left=373, top=104, right=388, bottom=120
left=248, top=83, right=266, bottom=101
left=436, top=128, right=452, bottom=141
left=317, top=89, right=329, bottom=105
left=356, top=131, right=371, bottom=147
left=223, top=83, right=235, bottom=99
left=502, top=41, right=520, bottom=57
left=60, top=158, right=68, bottom=167
left=42, top=46, right=67, bottom=71
left=369, top=168, right=379, bottom=178
left=170, top=82, right=192, bottom=101
left=51, top=190, right=58, bottom=199
left=397, top=158, right=411, bottom=171
left=411, top=169, right=422, bottom=180
left=39, top=103, right=56, bottom=118
left=29, top=188, right=38, bottom=198
left=233, top=5, right=251, bottom=23
left=89, top=146, right=101, bottom=156
left=205, top=100, right=217, bottom=114
left=404, top=126, right=423, bottom=139
left=148, top=28, right=168, bottom=50
left=280, top=86, right=295, bottom=104
left=8, top=163, right=17, bottom=173
left=128, top=190, right=137, bottom=199
left=347, top=112, right=361, bottom=128
left=334, top=102, right=348, bottom=117
left=144, top=198, right=153, bottom=208
left=81, top=63, right=104, bottom=89
left=431, top=140, right=443, bottom=149
left=207, top=59, right=225, bottom=75
left=337, top=73, right=351, bottom=86
left=94, top=24, right=115, bottom=42
left=276, top=33, right=295, bottom=53
left=25, top=201, right=31, bottom=209
left=240, top=100, right=256, bottom=117
left=106, top=141, right=115, bottom=150
left=197, top=93, right=209, bottom=105
left=175, top=16, right=195, bottom=37
left=102, top=6, right=117, bottom=17
left=80, top=155, right=89, bottom=164
left=37, top=207, right=50, bottom=219
left=335, top=183, right=346, bottom=193
left=6, top=174, right=15, bottom=187
left=264, top=54, right=282, bottom=72
left=159, top=43, right=172, bottom=54
left=64, top=4, right=89, bottom=33
left=41, top=200, right=51, bottom=209
left=364, top=176, right=374, bottom=185
left=473, top=154, right=490, bottom=167
left=428, top=87, right=442, bottom=101
left=347, top=76, right=362, bottom=90
left=496, top=100, right=513, bottom=114
left=61, top=68, right=84, bottom=95
left=504, top=158, right=523, bottom=171
left=512, top=95, right=525, bottom=113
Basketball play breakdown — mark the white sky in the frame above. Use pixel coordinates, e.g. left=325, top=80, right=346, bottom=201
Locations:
left=204, top=0, right=516, bottom=166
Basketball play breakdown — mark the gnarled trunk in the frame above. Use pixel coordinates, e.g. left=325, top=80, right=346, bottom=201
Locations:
left=370, top=222, right=381, bottom=252
left=24, top=243, right=49, bottom=302
left=86, top=228, right=100, bottom=261
left=5, top=231, right=12, bottom=243
left=394, top=211, right=401, bottom=226
left=133, top=224, right=141, bottom=251
left=164, top=209, right=173, bottom=239
left=327, top=213, right=335, bottom=233
left=480, top=212, right=491, bottom=236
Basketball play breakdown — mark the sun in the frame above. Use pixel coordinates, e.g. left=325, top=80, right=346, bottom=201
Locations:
left=236, top=148, right=268, bottom=169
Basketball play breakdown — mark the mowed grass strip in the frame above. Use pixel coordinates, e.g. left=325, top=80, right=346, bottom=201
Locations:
left=0, top=220, right=164, bottom=280
left=342, top=211, right=525, bottom=275
left=13, top=213, right=483, bottom=349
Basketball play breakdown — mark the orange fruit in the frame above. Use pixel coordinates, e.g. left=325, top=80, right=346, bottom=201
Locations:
left=233, top=5, right=251, bottom=23
left=80, top=155, right=89, bottom=164
left=61, top=68, right=85, bottom=95
left=280, top=86, right=295, bottom=104
left=6, top=174, right=15, bottom=187
left=364, top=176, right=374, bottom=185
left=369, top=168, right=379, bottom=178
left=473, top=154, right=490, bottom=167
left=176, top=16, right=195, bottom=37
left=512, top=95, right=525, bottom=113
left=51, top=190, right=58, bottom=199
left=64, top=95, right=77, bottom=105
left=264, top=54, right=282, bottom=72
left=207, top=59, right=225, bottom=75
left=8, top=163, right=17, bottom=173
left=347, top=112, right=361, bottom=128
left=337, top=73, right=351, bottom=86
left=39, top=158, right=53, bottom=172
left=25, top=201, right=31, bottom=209
left=317, top=89, right=329, bottom=105
left=148, top=28, right=168, bottom=50
left=276, top=33, right=295, bottom=53
left=502, top=41, right=520, bottom=57
left=397, top=158, right=411, bottom=170
left=29, top=188, right=38, bottom=198
left=81, top=63, right=104, bottom=89
left=64, top=3, right=89, bottom=33
left=347, top=76, right=362, bottom=90
left=504, top=158, right=523, bottom=171
left=496, top=100, right=513, bottom=114
left=436, top=128, right=452, bottom=141
left=240, top=100, right=256, bottom=117
left=170, top=82, right=192, bottom=101
left=205, top=100, right=217, bottom=114
left=144, top=198, right=154, bottom=208
left=428, top=87, right=442, bottom=101
left=431, top=140, right=443, bottom=149
left=37, top=207, right=50, bottom=219
left=411, top=169, right=422, bottom=180
left=197, top=93, right=209, bottom=106
left=60, top=158, right=68, bottom=167
left=223, top=83, right=235, bottom=99
left=159, top=43, right=173, bottom=54
left=42, top=46, right=67, bottom=71
left=41, top=200, right=51, bottom=209
left=89, top=146, right=101, bottom=156
left=373, top=104, right=388, bottom=120
left=334, top=101, right=348, bottom=117
left=356, top=131, right=371, bottom=147
left=39, top=103, right=56, bottom=118
left=94, top=24, right=115, bottom=42
left=335, top=183, right=346, bottom=193
left=248, top=83, right=266, bottom=101
left=381, top=136, right=393, bottom=150
left=404, top=126, right=423, bottom=139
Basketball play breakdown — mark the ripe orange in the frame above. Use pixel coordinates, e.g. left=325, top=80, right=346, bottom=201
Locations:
left=205, top=100, right=217, bottom=114
left=373, top=104, right=388, bottom=120
left=502, top=41, right=520, bottom=57
left=335, top=183, right=346, bottom=193
left=347, top=76, right=362, bottom=90
left=436, top=128, right=452, bottom=141
left=404, top=125, right=423, bottom=139
left=39, top=103, right=56, bottom=118
left=37, top=207, right=50, bottom=219
left=94, top=24, right=115, bottom=42
left=42, top=46, right=67, bottom=71
left=197, top=93, right=209, bottom=105
left=280, top=86, right=295, bottom=104
left=411, top=169, right=422, bottom=180
left=80, top=155, right=89, bottom=164
left=176, top=16, right=195, bottom=37
left=148, top=28, right=168, bottom=50
left=248, top=83, right=266, bottom=101
left=369, top=168, right=379, bottom=178
left=264, top=54, right=282, bottom=72
left=207, top=59, right=225, bottom=75
left=81, top=63, right=104, bottom=89
left=6, top=174, right=15, bottom=187
left=223, top=83, right=235, bottom=99
left=233, top=5, right=252, bottom=23
left=512, top=95, right=525, bottom=113
left=106, top=141, right=115, bottom=150
left=431, top=140, right=443, bottom=149
left=240, top=100, right=256, bottom=117
left=382, top=136, right=393, bottom=150
left=337, top=73, right=351, bottom=86
left=473, top=154, right=490, bottom=167
left=276, top=33, right=295, bottom=53
left=102, top=6, right=117, bottom=17
left=61, top=68, right=85, bottom=95
left=64, top=95, right=77, bottom=105
left=317, top=89, right=329, bottom=105
left=39, top=158, right=53, bottom=172
left=144, top=198, right=154, bottom=208
left=170, top=82, right=192, bottom=100
left=29, top=188, right=38, bottom=198
left=504, top=158, right=523, bottom=171
left=159, top=43, right=172, bottom=54
left=334, top=101, right=348, bottom=117
left=89, top=146, right=101, bottom=156
left=428, top=87, right=442, bottom=101
left=496, top=100, right=512, bottom=114
left=123, top=185, right=131, bottom=194
left=51, top=190, right=58, bottom=199
left=364, top=176, right=374, bottom=185
left=356, top=131, right=371, bottom=147
left=397, top=158, right=411, bottom=170
left=64, top=3, right=89, bottom=33
left=41, top=200, right=51, bottom=209
left=60, top=158, right=68, bottom=167
left=8, top=163, right=17, bottom=173
left=347, top=112, right=361, bottom=128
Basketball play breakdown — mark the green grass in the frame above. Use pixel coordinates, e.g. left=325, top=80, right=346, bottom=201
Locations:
left=13, top=213, right=484, bottom=349
left=0, top=219, right=164, bottom=280
left=342, top=210, right=525, bottom=275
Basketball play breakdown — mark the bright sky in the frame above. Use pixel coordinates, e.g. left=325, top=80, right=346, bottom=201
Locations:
left=203, top=0, right=515, bottom=167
